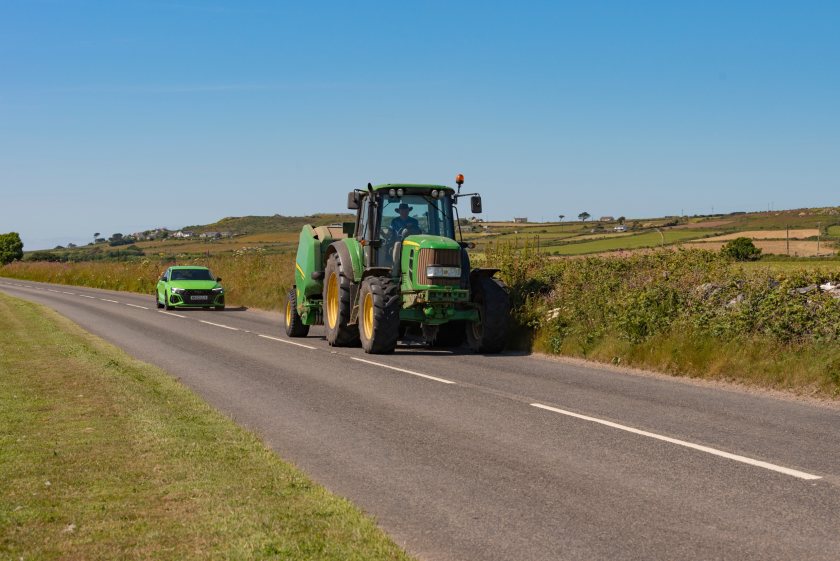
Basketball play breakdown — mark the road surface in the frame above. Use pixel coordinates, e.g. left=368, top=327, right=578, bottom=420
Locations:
left=2, top=279, right=839, bottom=561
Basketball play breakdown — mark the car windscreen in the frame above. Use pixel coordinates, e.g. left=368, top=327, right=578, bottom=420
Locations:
left=170, top=269, right=214, bottom=281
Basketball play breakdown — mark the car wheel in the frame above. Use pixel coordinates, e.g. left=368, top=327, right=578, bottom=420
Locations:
left=155, top=291, right=164, bottom=309
left=163, top=291, right=172, bottom=310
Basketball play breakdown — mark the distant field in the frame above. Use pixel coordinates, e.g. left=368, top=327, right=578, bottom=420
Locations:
left=739, top=260, right=840, bottom=273
left=828, top=225, right=840, bottom=237
left=545, top=229, right=710, bottom=255
left=702, top=229, right=819, bottom=241
left=684, top=240, right=835, bottom=257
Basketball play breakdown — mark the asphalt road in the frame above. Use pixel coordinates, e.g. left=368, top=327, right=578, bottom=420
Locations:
left=2, top=279, right=839, bottom=561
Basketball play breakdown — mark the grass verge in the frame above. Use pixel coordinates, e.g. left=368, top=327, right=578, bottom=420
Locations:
left=0, top=293, right=412, bottom=560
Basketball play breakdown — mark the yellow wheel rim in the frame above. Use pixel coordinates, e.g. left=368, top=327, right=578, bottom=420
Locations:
left=326, top=272, right=339, bottom=329
left=363, top=292, right=374, bottom=340
left=285, top=299, right=292, bottom=327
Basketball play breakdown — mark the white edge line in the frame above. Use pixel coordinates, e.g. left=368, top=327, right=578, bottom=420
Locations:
left=257, top=334, right=316, bottom=350
left=125, top=303, right=149, bottom=310
left=350, top=357, right=456, bottom=385
left=530, top=403, right=821, bottom=481
left=158, top=311, right=187, bottom=318
left=199, top=320, right=239, bottom=331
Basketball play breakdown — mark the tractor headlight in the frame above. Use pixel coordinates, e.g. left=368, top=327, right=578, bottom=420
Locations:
left=171, top=287, right=185, bottom=294
left=426, top=266, right=461, bottom=279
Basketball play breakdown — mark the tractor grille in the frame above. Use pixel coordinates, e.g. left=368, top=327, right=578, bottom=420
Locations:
left=417, top=248, right=461, bottom=286
left=183, top=289, right=217, bottom=304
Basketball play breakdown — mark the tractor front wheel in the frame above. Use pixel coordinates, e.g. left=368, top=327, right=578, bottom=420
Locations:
left=284, top=287, right=310, bottom=337
left=358, top=276, right=400, bottom=354
left=323, top=253, right=360, bottom=347
left=466, top=276, right=510, bottom=354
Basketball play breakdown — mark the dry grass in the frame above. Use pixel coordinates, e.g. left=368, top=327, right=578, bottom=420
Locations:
left=0, top=293, right=413, bottom=560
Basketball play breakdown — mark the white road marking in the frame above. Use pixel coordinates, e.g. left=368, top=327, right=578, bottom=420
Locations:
left=80, top=295, right=97, bottom=299
left=47, top=289, right=60, bottom=293
left=350, top=357, right=456, bottom=385
left=62, top=291, right=75, bottom=295
left=99, top=298, right=120, bottom=303
left=125, top=303, right=149, bottom=310
left=158, top=311, right=187, bottom=318
left=530, top=403, right=822, bottom=481
left=258, top=334, right=317, bottom=350
left=199, top=320, right=238, bottom=331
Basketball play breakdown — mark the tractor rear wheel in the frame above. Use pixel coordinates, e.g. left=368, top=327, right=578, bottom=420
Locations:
left=284, top=287, right=310, bottom=338
left=466, top=276, right=510, bottom=353
left=359, top=276, right=400, bottom=354
left=323, top=253, right=359, bottom=347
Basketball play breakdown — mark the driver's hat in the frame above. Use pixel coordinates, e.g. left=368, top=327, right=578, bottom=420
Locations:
left=397, top=203, right=413, bottom=212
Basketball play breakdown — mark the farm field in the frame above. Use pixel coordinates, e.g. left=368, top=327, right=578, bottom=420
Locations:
left=702, top=229, right=819, bottom=241
left=544, top=229, right=712, bottom=255
left=684, top=240, right=834, bottom=257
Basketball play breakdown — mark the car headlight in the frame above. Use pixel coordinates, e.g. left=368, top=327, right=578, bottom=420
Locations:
left=212, top=287, right=224, bottom=293
left=426, top=266, right=461, bottom=279
left=171, top=287, right=185, bottom=294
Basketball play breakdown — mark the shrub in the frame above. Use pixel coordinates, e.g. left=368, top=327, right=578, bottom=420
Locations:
left=721, top=237, right=762, bottom=261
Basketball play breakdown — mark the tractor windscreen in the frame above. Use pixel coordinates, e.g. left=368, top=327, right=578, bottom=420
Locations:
left=380, top=193, right=455, bottom=239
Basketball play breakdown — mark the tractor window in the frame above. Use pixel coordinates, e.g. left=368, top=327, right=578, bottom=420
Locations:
left=356, top=195, right=371, bottom=240
left=379, top=194, right=455, bottom=239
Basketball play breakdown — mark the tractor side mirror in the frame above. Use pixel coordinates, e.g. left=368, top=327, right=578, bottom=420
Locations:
left=347, top=191, right=359, bottom=210
left=342, top=222, right=355, bottom=236
left=470, top=195, right=483, bottom=214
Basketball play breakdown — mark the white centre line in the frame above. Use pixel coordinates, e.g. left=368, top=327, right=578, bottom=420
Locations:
left=80, top=295, right=97, bottom=299
left=350, top=357, right=456, bottom=385
left=125, top=303, right=149, bottom=310
left=62, top=291, right=75, bottom=295
left=47, top=289, right=60, bottom=293
left=258, top=334, right=317, bottom=350
left=530, top=403, right=821, bottom=481
left=158, top=311, right=187, bottom=318
left=99, top=298, right=120, bottom=303
left=199, top=320, right=239, bottom=331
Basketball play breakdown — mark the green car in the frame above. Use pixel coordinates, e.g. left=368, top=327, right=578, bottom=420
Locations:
left=156, top=266, right=225, bottom=310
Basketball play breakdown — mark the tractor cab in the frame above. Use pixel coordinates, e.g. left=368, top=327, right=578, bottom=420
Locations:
left=349, top=185, right=458, bottom=267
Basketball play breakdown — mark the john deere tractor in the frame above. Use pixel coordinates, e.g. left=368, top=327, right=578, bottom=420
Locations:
left=284, top=175, right=510, bottom=354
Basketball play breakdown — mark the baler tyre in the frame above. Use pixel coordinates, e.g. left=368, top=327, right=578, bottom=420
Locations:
left=466, top=276, right=510, bottom=354
left=284, top=287, right=310, bottom=338
left=359, top=276, right=400, bottom=354
left=155, top=291, right=164, bottom=309
left=323, top=252, right=360, bottom=347
left=429, top=321, right=466, bottom=348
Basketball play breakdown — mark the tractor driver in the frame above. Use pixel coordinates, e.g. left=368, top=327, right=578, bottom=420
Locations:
left=390, top=203, right=421, bottom=236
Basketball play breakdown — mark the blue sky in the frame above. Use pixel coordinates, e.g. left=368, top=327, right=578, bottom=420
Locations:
left=1, top=1, right=838, bottom=249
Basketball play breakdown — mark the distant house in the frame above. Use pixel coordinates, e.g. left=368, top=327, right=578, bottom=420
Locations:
left=613, top=225, right=627, bottom=232
left=513, top=217, right=528, bottom=224
left=172, top=230, right=194, bottom=239
left=599, top=216, right=615, bottom=222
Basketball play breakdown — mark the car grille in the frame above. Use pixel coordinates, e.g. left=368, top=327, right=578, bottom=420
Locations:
left=417, top=248, right=461, bottom=286
left=183, top=289, right=217, bottom=304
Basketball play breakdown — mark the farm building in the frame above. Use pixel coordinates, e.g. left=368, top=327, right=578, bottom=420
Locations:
left=513, top=217, right=528, bottom=223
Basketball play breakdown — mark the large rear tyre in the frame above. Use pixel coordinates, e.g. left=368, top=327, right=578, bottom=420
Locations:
left=428, top=321, right=466, bottom=348
left=284, top=287, right=310, bottom=337
left=359, top=276, right=400, bottom=354
left=466, top=276, right=510, bottom=354
left=323, top=253, right=360, bottom=347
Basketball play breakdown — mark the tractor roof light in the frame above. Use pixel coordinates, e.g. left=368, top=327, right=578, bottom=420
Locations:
left=389, top=188, right=396, bottom=197
left=438, top=190, right=447, bottom=199
left=397, top=188, right=404, bottom=197
left=431, top=189, right=438, bottom=198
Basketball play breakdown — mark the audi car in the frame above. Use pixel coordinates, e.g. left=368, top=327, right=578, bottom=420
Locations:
left=156, top=266, right=225, bottom=310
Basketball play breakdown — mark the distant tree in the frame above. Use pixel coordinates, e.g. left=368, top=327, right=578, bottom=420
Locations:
left=722, top=237, right=762, bottom=261
left=67, top=243, right=77, bottom=248
left=578, top=212, right=591, bottom=223
left=558, top=215, right=565, bottom=222
left=617, top=216, right=626, bottom=225
left=26, top=250, right=61, bottom=262
left=93, top=232, right=100, bottom=243
left=0, top=232, right=24, bottom=265
left=109, top=233, right=123, bottom=242
left=95, top=237, right=107, bottom=244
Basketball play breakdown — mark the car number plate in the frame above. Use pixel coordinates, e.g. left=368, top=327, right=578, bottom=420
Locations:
left=191, top=295, right=209, bottom=301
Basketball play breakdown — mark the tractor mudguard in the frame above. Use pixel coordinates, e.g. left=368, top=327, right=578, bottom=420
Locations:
left=325, top=238, right=364, bottom=283
left=361, top=267, right=392, bottom=282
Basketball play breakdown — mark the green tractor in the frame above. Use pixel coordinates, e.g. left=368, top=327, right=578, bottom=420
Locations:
left=284, top=174, right=510, bottom=354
